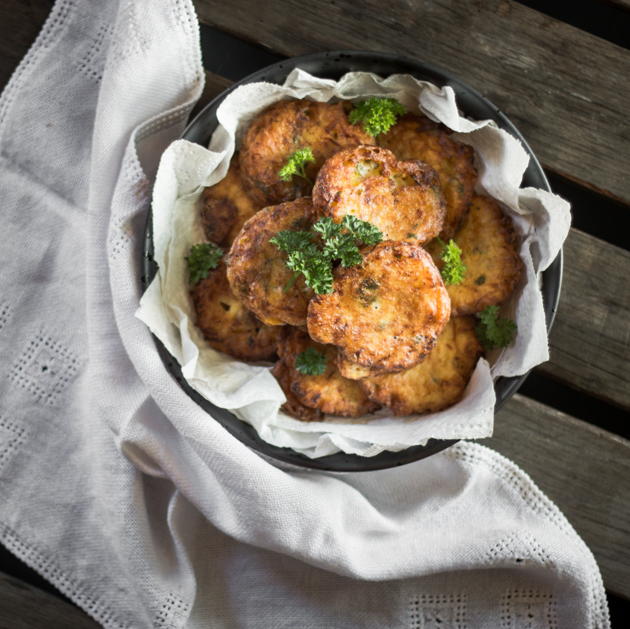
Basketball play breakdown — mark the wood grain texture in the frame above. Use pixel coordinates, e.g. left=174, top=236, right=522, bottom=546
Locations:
left=0, top=571, right=99, bottom=629
left=192, top=71, right=233, bottom=118
left=193, top=0, right=630, bottom=204
left=543, top=229, right=630, bottom=410
left=198, top=72, right=630, bottom=410
left=492, top=394, right=630, bottom=598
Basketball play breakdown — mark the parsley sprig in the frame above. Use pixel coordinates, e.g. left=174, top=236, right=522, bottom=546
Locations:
left=278, top=147, right=315, bottom=182
left=437, top=238, right=466, bottom=285
left=295, top=348, right=327, bottom=375
left=270, top=215, right=383, bottom=294
left=349, top=97, right=405, bottom=136
left=476, top=305, right=517, bottom=350
left=186, top=242, right=223, bottom=285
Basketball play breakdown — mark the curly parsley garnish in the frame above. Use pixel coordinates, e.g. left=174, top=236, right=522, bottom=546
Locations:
left=186, top=242, right=223, bottom=285
left=476, top=305, right=517, bottom=350
left=349, top=97, right=405, bottom=136
left=278, top=147, right=315, bottom=182
left=437, top=238, right=466, bottom=285
left=270, top=215, right=383, bottom=294
left=295, top=347, right=327, bottom=376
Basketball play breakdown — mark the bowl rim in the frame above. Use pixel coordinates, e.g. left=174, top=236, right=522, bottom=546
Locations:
left=142, top=49, right=563, bottom=472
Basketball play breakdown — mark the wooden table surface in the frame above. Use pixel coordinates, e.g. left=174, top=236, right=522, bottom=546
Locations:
left=1, top=0, right=629, bottom=626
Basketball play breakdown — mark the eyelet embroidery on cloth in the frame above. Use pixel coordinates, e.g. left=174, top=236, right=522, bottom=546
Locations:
left=169, top=0, right=197, bottom=38
left=76, top=22, right=114, bottom=83
left=0, top=301, right=13, bottom=331
left=108, top=2, right=149, bottom=64
left=109, top=215, right=134, bottom=261
left=0, top=416, right=27, bottom=474
left=134, top=106, right=191, bottom=143
left=409, top=593, right=467, bottom=629
left=486, top=532, right=552, bottom=567
left=445, top=446, right=573, bottom=537
left=0, top=522, right=128, bottom=628
left=445, top=443, right=610, bottom=629
left=501, top=589, right=557, bottom=629
left=167, top=0, right=202, bottom=87
left=8, top=333, right=79, bottom=406
left=154, top=593, right=192, bottom=629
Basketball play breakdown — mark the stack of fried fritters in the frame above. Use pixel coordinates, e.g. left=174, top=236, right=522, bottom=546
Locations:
left=190, top=98, right=523, bottom=419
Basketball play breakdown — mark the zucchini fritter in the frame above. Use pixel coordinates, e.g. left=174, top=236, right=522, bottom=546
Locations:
left=360, top=316, right=482, bottom=415
left=226, top=198, right=314, bottom=326
left=272, top=360, right=323, bottom=422
left=275, top=328, right=379, bottom=417
left=427, top=195, right=524, bottom=315
left=379, top=114, right=477, bottom=238
left=190, top=262, right=281, bottom=361
left=240, top=99, right=372, bottom=205
left=307, top=241, right=451, bottom=374
left=200, top=155, right=261, bottom=247
left=311, top=145, right=445, bottom=242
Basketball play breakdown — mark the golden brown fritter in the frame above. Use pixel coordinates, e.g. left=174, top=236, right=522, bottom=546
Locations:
left=307, top=241, right=451, bottom=375
left=427, top=195, right=524, bottom=315
left=311, top=145, right=445, bottom=243
left=379, top=114, right=477, bottom=239
left=272, top=360, right=324, bottom=421
left=199, top=155, right=261, bottom=247
left=336, top=354, right=375, bottom=380
left=226, top=197, right=314, bottom=326
left=360, top=316, right=482, bottom=416
left=190, top=262, right=281, bottom=361
left=240, top=99, right=372, bottom=205
left=275, top=328, right=380, bottom=418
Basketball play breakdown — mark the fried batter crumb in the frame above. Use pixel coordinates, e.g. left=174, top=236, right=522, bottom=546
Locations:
left=307, top=241, right=451, bottom=374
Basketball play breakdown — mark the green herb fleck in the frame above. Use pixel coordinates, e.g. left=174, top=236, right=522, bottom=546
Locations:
left=295, top=347, right=327, bottom=375
left=475, top=305, right=517, bottom=350
left=475, top=275, right=486, bottom=285
left=437, top=238, right=466, bottom=285
left=186, top=242, right=223, bottom=285
left=270, top=215, right=383, bottom=294
left=278, top=147, right=315, bottom=182
left=348, top=97, right=405, bottom=136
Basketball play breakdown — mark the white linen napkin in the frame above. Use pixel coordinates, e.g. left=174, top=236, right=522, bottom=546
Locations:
left=0, top=1, right=610, bottom=627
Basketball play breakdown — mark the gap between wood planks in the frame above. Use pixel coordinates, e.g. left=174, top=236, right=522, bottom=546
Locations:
left=4, top=0, right=627, bottom=418
left=516, top=0, right=629, bottom=49
left=199, top=69, right=630, bottom=418
left=0, top=0, right=628, bottom=618
left=193, top=0, right=630, bottom=205
left=196, top=24, right=630, bottom=252
left=491, top=394, right=630, bottom=599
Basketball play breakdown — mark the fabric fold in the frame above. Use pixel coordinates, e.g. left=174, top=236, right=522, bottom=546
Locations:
left=0, top=1, right=609, bottom=627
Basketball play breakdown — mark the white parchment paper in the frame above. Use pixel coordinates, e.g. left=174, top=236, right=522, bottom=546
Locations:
left=136, top=70, right=571, bottom=458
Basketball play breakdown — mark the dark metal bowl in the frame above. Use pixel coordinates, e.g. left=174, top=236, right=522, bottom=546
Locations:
left=142, top=50, right=563, bottom=472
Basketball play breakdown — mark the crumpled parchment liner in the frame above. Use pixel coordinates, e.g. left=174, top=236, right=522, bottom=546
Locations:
left=137, top=69, right=571, bottom=458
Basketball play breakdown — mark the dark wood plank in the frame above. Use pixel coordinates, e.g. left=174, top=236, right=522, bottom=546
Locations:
left=493, top=394, right=630, bottom=598
left=543, top=229, right=630, bottom=410
left=0, top=0, right=54, bottom=90
left=193, top=0, right=630, bottom=205
left=201, top=70, right=232, bottom=104
left=192, top=71, right=233, bottom=118
left=0, top=571, right=99, bottom=629
left=607, top=0, right=630, bottom=11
